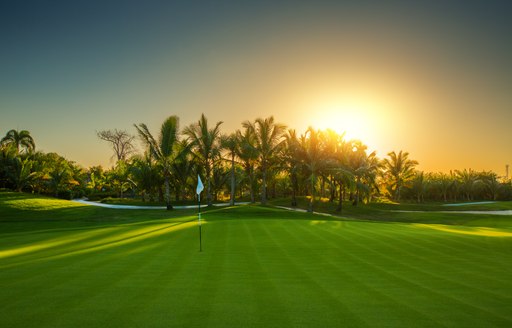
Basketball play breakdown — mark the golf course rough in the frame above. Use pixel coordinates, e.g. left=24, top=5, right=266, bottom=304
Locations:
left=1, top=193, right=512, bottom=327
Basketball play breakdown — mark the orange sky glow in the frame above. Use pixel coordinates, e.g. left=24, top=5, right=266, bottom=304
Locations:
left=1, top=1, right=511, bottom=175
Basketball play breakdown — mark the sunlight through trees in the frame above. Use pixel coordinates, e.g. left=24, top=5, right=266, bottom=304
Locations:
left=1, top=116, right=511, bottom=207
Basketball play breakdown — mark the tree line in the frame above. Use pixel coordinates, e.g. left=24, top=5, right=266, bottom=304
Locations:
left=1, top=114, right=511, bottom=211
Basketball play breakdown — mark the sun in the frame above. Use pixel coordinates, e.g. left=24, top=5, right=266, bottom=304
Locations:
left=311, top=101, right=376, bottom=141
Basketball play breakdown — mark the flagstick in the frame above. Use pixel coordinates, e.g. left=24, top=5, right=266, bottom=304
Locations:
left=196, top=175, right=204, bottom=252
left=198, top=193, right=202, bottom=252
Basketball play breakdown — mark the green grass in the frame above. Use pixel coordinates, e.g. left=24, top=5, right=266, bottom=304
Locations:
left=270, top=196, right=512, bottom=228
left=1, top=192, right=512, bottom=327
left=98, top=196, right=243, bottom=207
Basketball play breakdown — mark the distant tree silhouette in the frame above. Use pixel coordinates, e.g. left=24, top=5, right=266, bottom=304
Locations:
left=97, top=129, right=135, bottom=162
left=135, top=116, right=180, bottom=210
left=183, top=114, right=223, bottom=207
left=1, top=129, right=35, bottom=154
left=242, top=116, right=286, bottom=205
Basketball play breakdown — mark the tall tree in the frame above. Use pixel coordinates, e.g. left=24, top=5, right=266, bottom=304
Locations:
left=348, top=141, right=381, bottom=205
left=46, top=155, right=74, bottom=198
left=283, top=129, right=301, bottom=207
left=383, top=150, right=418, bottom=201
left=432, top=172, right=452, bottom=202
left=480, top=171, right=500, bottom=201
left=237, top=128, right=259, bottom=203
left=135, top=116, right=180, bottom=210
left=170, top=140, right=194, bottom=201
left=300, top=127, right=326, bottom=213
left=242, top=116, right=286, bottom=205
left=109, top=160, right=130, bottom=198
left=455, top=169, right=479, bottom=201
left=410, top=171, right=428, bottom=203
left=97, top=129, right=135, bottom=162
left=1, top=129, right=35, bottom=154
left=130, top=154, right=160, bottom=202
left=86, top=165, right=107, bottom=195
left=321, top=130, right=352, bottom=212
left=8, top=157, right=37, bottom=192
left=221, top=132, right=239, bottom=206
left=183, top=114, right=223, bottom=207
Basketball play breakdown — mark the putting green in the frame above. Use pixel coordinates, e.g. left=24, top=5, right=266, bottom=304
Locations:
left=1, top=197, right=511, bottom=327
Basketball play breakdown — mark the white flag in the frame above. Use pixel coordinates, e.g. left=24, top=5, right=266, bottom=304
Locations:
left=196, top=175, right=204, bottom=195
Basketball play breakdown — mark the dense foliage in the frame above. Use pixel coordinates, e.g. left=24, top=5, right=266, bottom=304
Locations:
left=2, top=118, right=511, bottom=207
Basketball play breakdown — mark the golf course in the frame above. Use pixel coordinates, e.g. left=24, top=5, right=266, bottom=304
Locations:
left=1, top=192, right=511, bottom=327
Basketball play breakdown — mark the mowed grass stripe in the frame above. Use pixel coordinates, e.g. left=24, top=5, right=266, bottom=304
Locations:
left=0, top=220, right=195, bottom=269
left=2, top=203, right=512, bottom=328
left=372, top=222, right=512, bottom=288
left=1, top=220, right=195, bottom=327
left=287, top=219, right=446, bottom=327
left=350, top=222, right=512, bottom=297
left=167, top=218, right=296, bottom=328
left=258, top=220, right=367, bottom=327
left=310, top=219, right=512, bottom=326
left=1, top=240, right=146, bottom=326
left=271, top=219, right=421, bottom=327
left=342, top=223, right=512, bottom=325
left=294, top=221, right=478, bottom=325
left=241, top=219, right=296, bottom=327
left=345, top=223, right=512, bottom=321
left=66, top=221, right=202, bottom=328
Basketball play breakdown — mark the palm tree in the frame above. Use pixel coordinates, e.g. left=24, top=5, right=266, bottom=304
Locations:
left=47, top=158, right=73, bottom=197
left=410, top=171, right=428, bottom=203
left=183, top=114, right=223, bottom=207
left=8, top=157, right=37, bottom=192
left=221, top=132, right=239, bottom=206
left=348, top=141, right=381, bottom=205
left=431, top=172, right=452, bottom=202
left=283, top=129, right=301, bottom=207
left=86, top=166, right=107, bottom=195
left=455, top=169, right=479, bottom=201
left=237, top=128, right=259, bottom=203
left=242, top=116, right=286, bottom=205
left=130, top=154, right=159, bottom=202
left=170, top=140, right=194, bottom=201
left=134, top=116, right=180, bottom=210
left=110, top=160, right=130, bottom=198
left=1, top=129, right=35, bottom=154
left=299, top=127, right=326, bottom=213
left=383, top=150, right=418, bottom=201
left=480, top=171, right=500, bottom=201
left=321, top=130, right=352, bottom=212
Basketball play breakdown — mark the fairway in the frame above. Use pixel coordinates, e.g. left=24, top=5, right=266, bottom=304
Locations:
left=1, top=196, right=512, bottom=327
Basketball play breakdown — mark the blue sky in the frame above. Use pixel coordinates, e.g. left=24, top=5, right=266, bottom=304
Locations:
left=1, top=0, right=511, bottom=173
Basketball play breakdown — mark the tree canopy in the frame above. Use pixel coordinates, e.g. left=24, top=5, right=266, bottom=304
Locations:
left=2, top=116, right=510, bottom=208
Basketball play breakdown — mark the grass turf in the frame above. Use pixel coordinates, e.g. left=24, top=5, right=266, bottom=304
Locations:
left=1, top=192, right=512, bottom=327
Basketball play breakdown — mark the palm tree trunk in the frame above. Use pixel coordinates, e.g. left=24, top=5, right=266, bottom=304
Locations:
left=354, top=177, right=361, bottom=206
left=206, top=164, right=213, bottom=207
left=207, top=177, right=213, bottom=206
left=321, top=177, right=325, bottom=198
left=165, top=175, right=172, bottom=210
left=291, top=172, right=298, bottom=207
left=329, top=176, right=335, bottom=202
left=308, top=174, right=315, bottom=213
left=248, top=167, right=255, bottom=203
left=230, top=154, right=235, bottom=206
left=336, top=182, right=343, bottom=212
left=261, top=167, right=267, bottom=205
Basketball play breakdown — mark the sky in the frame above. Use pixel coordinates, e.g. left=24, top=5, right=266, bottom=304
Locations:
left=1, top=0, right=511, bottom=174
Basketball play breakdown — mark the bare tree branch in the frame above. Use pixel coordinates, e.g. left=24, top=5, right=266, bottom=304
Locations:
left=97, top=129, right=136, bottom=162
